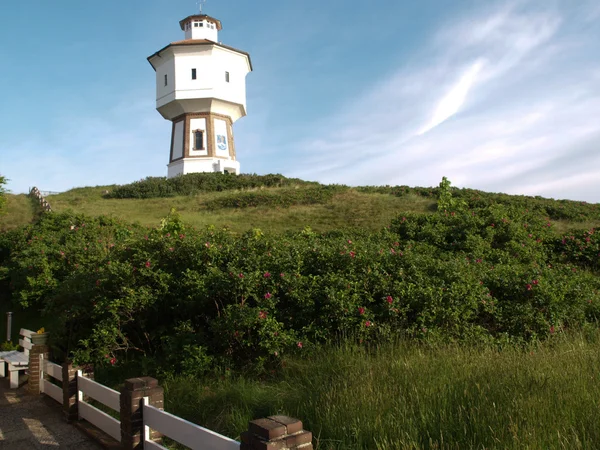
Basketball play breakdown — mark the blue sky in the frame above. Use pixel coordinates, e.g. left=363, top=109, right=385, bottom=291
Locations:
left=1, top=0, right=599, bottom=201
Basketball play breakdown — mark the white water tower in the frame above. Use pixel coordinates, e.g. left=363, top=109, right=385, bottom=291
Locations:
left=148, top=11, right=252, bottom=177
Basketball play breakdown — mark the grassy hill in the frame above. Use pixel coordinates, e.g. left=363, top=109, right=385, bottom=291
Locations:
left=3, top=173, right=600, bottom=448
left=3, top=173, right=599, bottom=235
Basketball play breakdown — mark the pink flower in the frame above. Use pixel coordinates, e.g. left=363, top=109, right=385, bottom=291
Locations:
left=239, top=273, right=244, bottom=278
left=349, top=251, right=356, bottom=258
left=358, top=307, right=365, bottom=315
left=169, top=247, right=174, bottom=252
left=550, top=325, right=555, bottom=334
left=264, top=272, right=271, bottom=278
left=533, top=280, right=539, bottom=285
left=264, top=292, right=272, bottom=299
left=280, top=273, right=285, bottom=278
left=386, top=296, right=393, bottom=304
left=348, top=240, right=352, bottom=244
left=110, top=357, right=117, bottom=366
left=145, top=261, right=151, bottom=268
left=258, top=311, right=268, bottom=319
left=179, top=234, right=185, bottom=240
left=205, top=242, right=210, bottom=248
left=365, top=321, right=372, bottom=327
left=526, top=284, right=532, bottom=291
left=297, top=342, right=303, bottom=348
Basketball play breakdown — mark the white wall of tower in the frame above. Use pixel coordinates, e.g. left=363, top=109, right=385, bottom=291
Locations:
left=154, top=47, right=250, bottom=120
left=155, top=58, right=176, bottom=106
left=168, top=158, right=240, bottom=177
left=172, top=121, right=184, bottom=159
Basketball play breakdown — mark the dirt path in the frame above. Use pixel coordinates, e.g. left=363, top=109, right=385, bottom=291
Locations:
left=0, top=378, right=101, bottom=449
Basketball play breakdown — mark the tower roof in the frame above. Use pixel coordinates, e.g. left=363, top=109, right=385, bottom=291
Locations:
left=147, top=40, right=253, bottom=72
left=179, top=14, right=222, bottom=31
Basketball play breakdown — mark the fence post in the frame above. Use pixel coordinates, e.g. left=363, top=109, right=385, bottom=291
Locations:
left=5, top=312, right=12, bottom=342
left=240, top=416, right=313, bottom=450
left=62, top=362, right=85, bottom=423
left=120, top=377, right=164, bottom=450
left=27, top=343, right=49, bottom=395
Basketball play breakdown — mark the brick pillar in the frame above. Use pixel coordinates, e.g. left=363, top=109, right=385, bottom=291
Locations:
left=241, top=416, right=313, bottom=450
left=120, top=377, right=164, bottom=450
left=62, top=363, right=94, bottom=423
left=27, top=344, right=49, bottom=395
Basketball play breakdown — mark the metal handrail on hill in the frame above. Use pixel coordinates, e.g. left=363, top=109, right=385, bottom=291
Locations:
left=28, top=187, right=52, bottom=212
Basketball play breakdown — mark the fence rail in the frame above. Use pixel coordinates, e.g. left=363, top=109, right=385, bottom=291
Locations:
left=78, top=375, right=121, bottom=412
left=143, top=398, right=240, bottom=450
left=79, top=399, right=122, bottom=442
left=40, top=358, right=63, bottom=403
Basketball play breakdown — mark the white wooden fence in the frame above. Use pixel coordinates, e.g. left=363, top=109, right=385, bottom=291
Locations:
left=38, top=357, right=245, bottom=449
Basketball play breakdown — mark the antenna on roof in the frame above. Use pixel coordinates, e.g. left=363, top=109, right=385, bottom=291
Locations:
left=197, top=0, right=207, bottom=14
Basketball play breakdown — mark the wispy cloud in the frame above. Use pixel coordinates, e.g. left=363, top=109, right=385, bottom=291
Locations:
left=418, top=59, right=484, bottom=135
left=285, top=0, right=600, bottom=202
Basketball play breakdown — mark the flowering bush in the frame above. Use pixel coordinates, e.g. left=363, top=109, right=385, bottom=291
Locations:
left=1, top=197, right=600, bottom=375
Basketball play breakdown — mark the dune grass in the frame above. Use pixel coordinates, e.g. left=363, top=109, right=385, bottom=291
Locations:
left=157, top=329, right=600, bottom=449
left=0, top=194, right=36, bottom=231
left=46, top=187, right=436, bottom=234
left=4, top=184, right=599, bottom=236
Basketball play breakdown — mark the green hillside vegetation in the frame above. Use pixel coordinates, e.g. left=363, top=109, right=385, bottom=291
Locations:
left=4, top=173, right=600, bottom=235
left=2, top=173, right=600, bottom=449
left=0, top=193, right=35, bottom=231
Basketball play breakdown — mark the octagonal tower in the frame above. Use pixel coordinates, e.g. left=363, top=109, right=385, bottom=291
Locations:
left=148, top=13, right=252, bottom=177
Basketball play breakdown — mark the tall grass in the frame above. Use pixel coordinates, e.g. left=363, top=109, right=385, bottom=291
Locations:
left=161, top=330, right=600, bottom=449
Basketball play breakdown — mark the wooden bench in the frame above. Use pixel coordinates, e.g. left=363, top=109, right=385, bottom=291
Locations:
left=0, top=329, right=34, bottom=389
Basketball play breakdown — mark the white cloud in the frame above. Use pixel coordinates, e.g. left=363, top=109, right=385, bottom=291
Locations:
left=284, top=0, right=600, bottom=202
left=418, top=59, right=485, bottom=135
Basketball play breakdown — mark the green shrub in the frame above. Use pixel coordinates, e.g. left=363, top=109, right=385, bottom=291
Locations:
left=106, top=173, right=319, bottom=199
left=0, top=175, right=7, bottom=215
left=204, top=186, right=346, bottom=210
left=0, top=341, right=19, bottom=351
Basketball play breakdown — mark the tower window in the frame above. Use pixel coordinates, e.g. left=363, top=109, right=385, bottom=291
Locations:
left=225, top=71, right=230, bottom=82
left=164, top=74, right=168, bottom=86
left=194, top=22, right=199, bottom=27
left=194, top=130, right=204, bottom=150
left=192, top=68, right=197, bottom=80
left=199, top=22, right=204, bottom=27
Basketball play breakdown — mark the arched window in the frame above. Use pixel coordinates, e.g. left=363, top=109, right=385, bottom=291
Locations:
left=194, top=130, right=204, bottom=150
